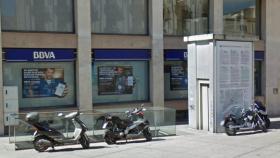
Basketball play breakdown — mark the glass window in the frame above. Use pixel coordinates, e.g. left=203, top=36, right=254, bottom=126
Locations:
left=3, top=62, right=76, bottom=108
left=164, top=61, right=188, bottom=100
left=91, top=0, right=148, bottom=34
left=0, top=0, right=74, bottom=32
left=163, top=0, right=209, bottom=36
left=224, top=0, right=259, bottom=36
left=92, top=61, right=149, bottom=104
left=255, top=60, right=262, bottom=96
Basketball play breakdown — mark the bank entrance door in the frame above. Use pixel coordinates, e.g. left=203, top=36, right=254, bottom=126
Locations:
left=198, top=81, right=210, bottom=131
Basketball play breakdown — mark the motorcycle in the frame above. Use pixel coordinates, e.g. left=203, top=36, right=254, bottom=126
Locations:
left=102, top=104, right=152, bottom=144
left=254, top=101, right=270, bottom=128
left=26, top=111, right=90, bottom=152
left=220, top=104, right=267, bottom=136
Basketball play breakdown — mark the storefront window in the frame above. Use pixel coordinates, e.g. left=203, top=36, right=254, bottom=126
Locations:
left=91, top=0, right=148, bottom=34
left=92, top=61, right=149, bottom=103
left=0, top=0, right=74, bottom=32
left=164, top=61, right=188, bottom=100
left=163, top=0, right=209, bottom=36
left=224, top=0, right=259, bottom=36
left=3, top=62, right=76, bottom=108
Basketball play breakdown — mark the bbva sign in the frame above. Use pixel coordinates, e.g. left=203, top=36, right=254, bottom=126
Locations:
left=33, top=51, right=56, bottom=59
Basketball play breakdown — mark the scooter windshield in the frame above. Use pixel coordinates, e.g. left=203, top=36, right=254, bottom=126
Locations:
left=223, top=104, right=249, bottom=119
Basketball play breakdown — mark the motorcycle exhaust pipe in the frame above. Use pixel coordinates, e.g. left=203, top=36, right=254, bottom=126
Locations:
left=229, top=125, right=254, bottom=131
left=229, top=125, right=245, bottom=129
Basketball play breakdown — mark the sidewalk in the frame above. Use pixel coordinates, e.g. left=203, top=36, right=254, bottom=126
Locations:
left=1, top=121, right=280, bottom=158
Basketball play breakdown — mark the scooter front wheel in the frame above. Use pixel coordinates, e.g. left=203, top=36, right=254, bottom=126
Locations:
left=33, top=137, right=51, bottom=152
left=79, top=134, right=90, bottom=149
left=143, top=127, right=152, bottom=141
left=265, top=117, right=270, bottom=129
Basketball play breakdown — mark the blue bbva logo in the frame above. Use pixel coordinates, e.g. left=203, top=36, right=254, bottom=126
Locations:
left=33, top=51, right=56, bottom=59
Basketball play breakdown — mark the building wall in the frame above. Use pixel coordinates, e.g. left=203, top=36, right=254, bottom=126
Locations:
left=264, top=0, right=280, bottom=116
left=0, top=9, right=4, bottom=135
left=0, top=0, right=280, bottom=133
left=2, top=32, right=77, bottom=48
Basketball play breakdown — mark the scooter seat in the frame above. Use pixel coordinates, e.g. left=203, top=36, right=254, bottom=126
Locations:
left=65, top=112, right=78, bottom=119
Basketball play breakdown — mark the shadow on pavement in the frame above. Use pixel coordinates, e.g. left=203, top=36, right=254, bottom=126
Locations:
left=116, top=138, right=166, bottom=145
left=48, top=146, right=108, bottom=152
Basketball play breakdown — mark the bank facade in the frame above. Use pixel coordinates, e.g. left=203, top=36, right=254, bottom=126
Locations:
left=0, top=0, right=278, bottom=134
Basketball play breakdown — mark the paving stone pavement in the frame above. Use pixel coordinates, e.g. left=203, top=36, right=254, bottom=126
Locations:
left=1, top=121, right=280, bottom=158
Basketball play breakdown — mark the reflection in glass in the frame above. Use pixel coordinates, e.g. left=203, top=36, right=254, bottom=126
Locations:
left=224, top=0, right=259, bottom=36
left=0, top=0, right=73, bottom=32
left=91, top=0, right=148, bottom=34
left=163, top=0, right=209, bottom=36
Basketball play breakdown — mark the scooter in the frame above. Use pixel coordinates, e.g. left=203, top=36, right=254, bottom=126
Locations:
left=102, top=104, right=152, bottom=144
left=26, top=111, right=90, bottom=152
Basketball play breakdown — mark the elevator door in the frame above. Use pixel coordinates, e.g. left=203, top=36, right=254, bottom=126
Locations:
left=199, top=83, right=209, bottom=131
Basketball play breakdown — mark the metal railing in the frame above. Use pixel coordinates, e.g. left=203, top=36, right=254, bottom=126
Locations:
left=8, top=107, right=176, bottom=150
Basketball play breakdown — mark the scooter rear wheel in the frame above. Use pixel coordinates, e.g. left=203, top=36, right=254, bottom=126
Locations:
left=79, top=134, right=90, bottom=149
left=33, top=137, right=50, bottom=152
left=104, top=130, right=116, bottom=145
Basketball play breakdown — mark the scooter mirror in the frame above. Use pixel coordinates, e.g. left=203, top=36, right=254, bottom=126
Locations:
left=57, top=113, right=64, bottom=117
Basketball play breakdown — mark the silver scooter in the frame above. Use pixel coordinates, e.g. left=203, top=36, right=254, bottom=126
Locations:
left=26, top=111, right=90, bottom=152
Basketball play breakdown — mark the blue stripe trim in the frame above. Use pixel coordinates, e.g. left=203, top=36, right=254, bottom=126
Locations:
left=93, top=49, right=150, bottom=60
left=4, top=48, right=75, bottom=62
left=165, top=50, right=188, bottom=61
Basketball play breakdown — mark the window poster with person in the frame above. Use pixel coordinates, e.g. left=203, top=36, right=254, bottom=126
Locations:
left=22, top=68, right=68, bottom=98
left=98, top=66, right=134, bottom=95
left=170, top=65, right=188, bottom=90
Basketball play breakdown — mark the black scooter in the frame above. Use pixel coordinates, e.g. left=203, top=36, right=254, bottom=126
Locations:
left=102, top=105, right=152, bottom=144
left=26, top=111, right=90, bottom=152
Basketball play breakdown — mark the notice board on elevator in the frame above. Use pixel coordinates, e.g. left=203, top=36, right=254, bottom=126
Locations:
left=215, top=41, right=254, bottom=131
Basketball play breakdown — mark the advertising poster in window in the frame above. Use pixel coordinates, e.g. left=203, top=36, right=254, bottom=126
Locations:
left=22, top=68, right=67, bottom=98
left=170, top=65, right=187, bottom=90
left=98, top=66, right=133, bottom=95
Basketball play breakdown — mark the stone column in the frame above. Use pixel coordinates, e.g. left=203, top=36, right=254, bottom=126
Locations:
left=0, top=9, right=4, bottom=135
left=209, top=0, right=223, bottom=34
left=149, top=0, right=164, bottom=108
left=264, top=0, right=280, bottom=116
left=74, top=0, right=93, bottom=112
left=149, top=0, right=165, bottom=128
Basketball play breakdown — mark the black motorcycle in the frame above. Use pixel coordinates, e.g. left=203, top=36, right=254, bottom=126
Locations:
left=254, top=101, right=270, bottom=128
left=220, top=104, right=267, bottom=136
left=102, top=105, right=152, bottom=144
left=26, top=111, right=90, bottom=152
